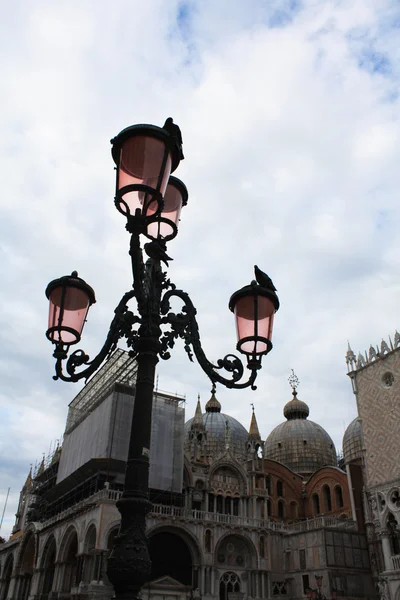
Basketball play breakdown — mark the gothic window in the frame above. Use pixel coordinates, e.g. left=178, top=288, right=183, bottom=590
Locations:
left=217, top=496, right=223, bottom=514
left=267, top=499, right=272, bottom=517
left=323, top=485, right=332, bottom=512
left=209, top=494, right=214, bottom=512
left=205, top=529, right=212, bottom=553
left=219, top=572, right=240, bottom=600
left=266, top=476, right=271, bottom=495
left=312, top=494, right=320, bottom=515
left=277, top=480, right=283, bottom=498
left=390, top=489, right=400, bottom=509
left=278, top=500, right=285, bottom=518
left=335, top=485, right=344, bottom=509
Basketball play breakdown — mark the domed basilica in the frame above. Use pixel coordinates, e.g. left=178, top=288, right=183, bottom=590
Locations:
left=0, top=352, right=378, bottom=600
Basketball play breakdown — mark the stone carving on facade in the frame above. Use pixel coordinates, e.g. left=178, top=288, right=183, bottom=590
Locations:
left=394, top=330, right=400, bottom=348
left=381, top=339, right=390, bottom=355
left=377, top=577, right=390, bottom=600
left=369, top=345, right=380, bottom=361
left=357, top=353, right=366, bottom=369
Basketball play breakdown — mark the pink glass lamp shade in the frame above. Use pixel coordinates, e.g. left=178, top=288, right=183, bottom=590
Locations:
left=45, top=271, right=96, bottom=346
left=229, top=281, right=279, bottom=357
left=111, top=121, right=183, bottom=225
left=147, top=176, right=188, bottom=241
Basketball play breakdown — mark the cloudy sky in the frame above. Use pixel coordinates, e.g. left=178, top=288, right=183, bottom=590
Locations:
left=1, top=0, right=400, bottom=537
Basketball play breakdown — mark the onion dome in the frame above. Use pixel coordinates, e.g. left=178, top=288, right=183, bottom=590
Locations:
left=205, top=389, right=221, bottom=413
left=283, top=390, right=309, bottom=420
left=185, top=389, right=248, bottom=458
left=343, top=417, right=362, bottom=464
left=264, top=389, right=337, bottom=476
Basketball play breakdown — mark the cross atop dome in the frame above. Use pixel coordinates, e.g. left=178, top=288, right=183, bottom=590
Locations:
left=288, top=369, right=300, bottom=395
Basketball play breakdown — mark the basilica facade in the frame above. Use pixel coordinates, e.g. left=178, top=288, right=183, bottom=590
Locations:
left=0, top=343, right=391, bottom=600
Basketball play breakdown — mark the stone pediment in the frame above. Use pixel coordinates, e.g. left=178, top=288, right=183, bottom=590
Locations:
left=149, top=575, right=190, bottom=590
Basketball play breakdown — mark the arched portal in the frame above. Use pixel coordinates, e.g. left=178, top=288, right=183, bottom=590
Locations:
left=149, top=531, right=192, bottom=585
left=60, top=527, right=78, bottom=593
left=0, top=555, right=13, bottom=600
left=17, top=533, right=35, bottom=600
left=83, top=524, right=97, bottom=584
left=103, top=526, right=119, bottom=587
left=219, top=572, right=240, bottom=600
left=39, top=535, right=57, bottom=598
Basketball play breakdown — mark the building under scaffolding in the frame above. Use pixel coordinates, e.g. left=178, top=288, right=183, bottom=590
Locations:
left=28, top=349, right=185, bottom=521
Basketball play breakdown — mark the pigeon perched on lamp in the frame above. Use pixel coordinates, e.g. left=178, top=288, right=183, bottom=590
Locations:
left=254, top=265, right=277, bottom=291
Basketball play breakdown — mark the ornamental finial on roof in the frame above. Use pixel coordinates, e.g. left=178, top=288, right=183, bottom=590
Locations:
left=288, top=369, right=299, bottom=394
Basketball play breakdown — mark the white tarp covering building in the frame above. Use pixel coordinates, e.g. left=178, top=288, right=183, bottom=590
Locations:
left=57, top=349, right=185, bottom=493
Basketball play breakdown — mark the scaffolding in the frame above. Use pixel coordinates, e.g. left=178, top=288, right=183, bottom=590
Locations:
left=65, top=349, right=138, bottom=434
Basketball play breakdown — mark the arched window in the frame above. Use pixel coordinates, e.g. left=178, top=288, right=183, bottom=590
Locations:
left=205, top=529, right=212, bottom=553
left=335, top=485, right=344, bottom=509
left=208, top=493, right=215, bottom=512
left=312, top=494, right=320, bottom=516
left=265, top=477, right=271, bottom=495
left=259, top=536, right=265, bottom=558
left=278, top=500, right=285, bottom=518
left=267, top=499, right=272, bottom=517
left=216, top=496, right=223, bottom=514
left=277, top=481, right=283, bottom=498
left=323, top=485, right=332, bottom=512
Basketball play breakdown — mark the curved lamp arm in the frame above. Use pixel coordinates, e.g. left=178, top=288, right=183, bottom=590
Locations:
left=160, top=288, right=260, bottom=390
left=52, top=290, right=140, bottom=383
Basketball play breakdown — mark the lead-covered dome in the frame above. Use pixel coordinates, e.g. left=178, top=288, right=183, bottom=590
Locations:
left=343, top=417, right=362, bottom=464
left=185, top=390, right=248, bottom=458
left=264, top=390, right=337, bottom=476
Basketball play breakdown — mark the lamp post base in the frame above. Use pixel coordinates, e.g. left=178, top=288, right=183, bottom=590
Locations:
left=107, top=496, right=152, bottom=600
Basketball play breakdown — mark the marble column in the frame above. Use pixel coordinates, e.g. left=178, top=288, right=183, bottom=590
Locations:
left=380, top=531, right=393, bottom=571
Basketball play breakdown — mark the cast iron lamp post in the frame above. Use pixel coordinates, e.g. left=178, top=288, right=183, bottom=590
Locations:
left=45, top=118, right=280, bottom=599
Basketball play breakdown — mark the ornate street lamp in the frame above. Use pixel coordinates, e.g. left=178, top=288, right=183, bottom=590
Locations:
left=45, top=118, right=280, bottom=599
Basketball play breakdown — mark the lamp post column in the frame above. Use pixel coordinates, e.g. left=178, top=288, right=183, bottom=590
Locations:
left=107, top=318, right=161, bottom=599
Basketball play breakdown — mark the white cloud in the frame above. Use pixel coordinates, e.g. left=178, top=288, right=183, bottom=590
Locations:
left=1, top=0, right=400, bottom=537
